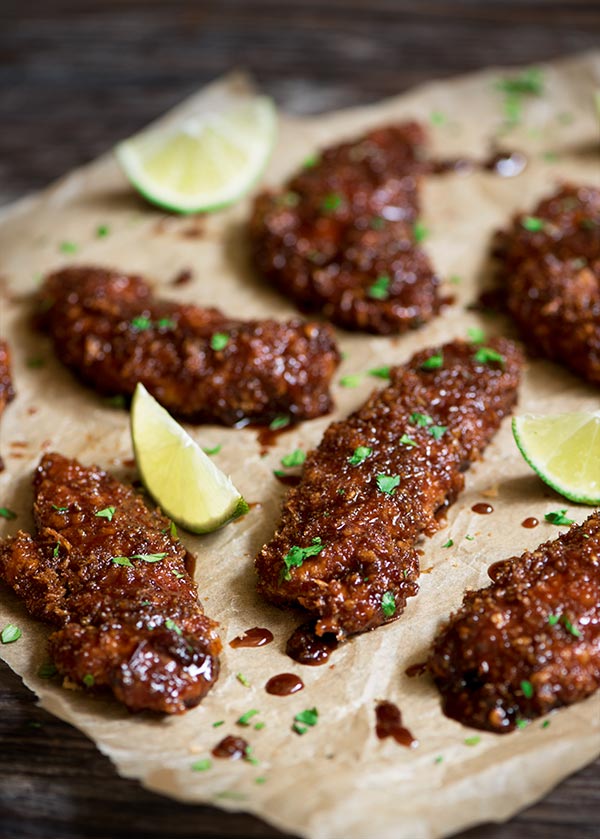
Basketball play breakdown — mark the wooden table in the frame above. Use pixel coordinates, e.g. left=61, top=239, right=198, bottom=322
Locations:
left=1, top=2, right=599, bottom=837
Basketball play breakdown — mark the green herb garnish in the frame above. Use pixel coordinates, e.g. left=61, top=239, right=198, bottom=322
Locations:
left=95, top=506, right=116, bottom=522
left=348, top=446, right=372, bottom=466
left=367, top=275, right=391, bottom=300
left=321, top=193, right=343, bottom=213
left=429, top=425, right=448, bottom=441
left=281, top=449, right=306, bottom=468
left=467, top=327, right=485, bottom=345
left=381, top=591, right=396, bottom=617
left=376, top=474, right=400, bottom=495
left=339, top=374, right=362, bottom=388
left=237, top=709, right=260, bottom=726
left=474, top=347, right=505, bottom=366
left=131, top=315, right=152, bottom=331
left=521, top=216, right=545, bottom=233
left=410, top=412, right=433, bottom=427
left=212, top=720, right=225, bottom=728
left=283, top=537, right=325, bottom=580
left=496, top=67, right=544, bottom=96
left=191, top=759, right=212, bottom=772
left=544, top=509, right=574, bottom=526
left=464, top=736, right=481, bottom=746
left=59, top=241, right=78, bottom=254
left=293, top=707, right=319, bottom=734
left=368, top=366, right=391, bottom=380
left=442, top=539, right=454, bottom=548
left=516, top=718, right=529, bottom=730
left=111, top=552, right=167, bottom=566
left=210, top=332, right=229, bottom=351
left=520, top=680, right=534, bottom=699
left=83, top=674, right=95, bottom=687
left=165, top=618, right=182, bottom=635
left=413, top=220, right=429, bottom=243
left=269, top=415, right=290, bottom=431
left=96, top=224, right=110, bottom=238
left=421, top=353, right=443, bottom=371
left=1, top=624, right=21, bottom=644
left=236, top=672, right=251, bottom=687
left=0, top=507, right=17, bottom=520
left=38, top=662, right=57, bottom=679
left=203, top=444, right=222, bottom=456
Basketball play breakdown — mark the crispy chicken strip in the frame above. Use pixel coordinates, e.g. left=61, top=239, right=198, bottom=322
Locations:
left=0, top=339, right=15, bottom=418
left=255, top=338, right=522, bottom=638
left=37, top=266, right=340, bottom=425
left=494, top=183, right=600, bottom=385
left=429, top=513, right=600, bottom=733
left=249, top=123, right=442, bottom=334
left=0, top=453, right=221, bottom=713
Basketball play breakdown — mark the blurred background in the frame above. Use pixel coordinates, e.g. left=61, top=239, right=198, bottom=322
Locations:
left=1, top=3, right=599, bottom=839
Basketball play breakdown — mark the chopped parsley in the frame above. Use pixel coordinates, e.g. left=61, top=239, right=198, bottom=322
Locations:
left=210, top=332, right=229, bottom=351
left=191, top=759, right=212, bottom=772
left=520, top=680, right=534, bottom=699
left=156, top=317, right=175, bottom=329
left=544, top=509, right=574, bottom=526
left=165, top=618, right=182, bottom=635
left=421, top=353, right=443, bottom=371
left=449, top=274, right=462, bottom=285
left=348, top=446, right=372, bottom=466
left=303, top=153, right=320, bottom=169
left=399, top=434, right=418, bottom=447
left=171, top=569, right=185, bottom=580
left=474, top=346, right=505, bottom=366
left=467, top=326, right=485, bottom=345
left=0, top=507, right=17, bottom=520
left=254, top=721, right=266, bottom=731
left=95, top=506, right=116, bottom=522
left=293, top=707, right=319, bottom=735
left=496, top=67, right=544, bottom=97
left=269, top=415, right=290, bottom=431
left=521, top=216, right=546, bottom=233
left=237, top=709, right=260, bottom=726
left=381, top=591, right=396, bottom=617
left=367, top=274, right=391, bottom=300
left=376, top=474, right=400, bottom=495
left=541, top=720, right=551, bottom=729
left=429, top=425, right=448, bottom=441
left=281, top=191, right=300, bottom=207
left=516, top=718, right=529, bottom=730
left=131, top=315, right=153, bottom=331
left=281, top=449, right=306, bottom=468
left=59, top=241, right=78, bottom=254
left=561, top=617, right=582, bottom=638
left=52, top=505, right=68, bottom=512
left=430, top=111, right=446, bottom=126
left=465, top=534, right=475, bottom=541
left=547, top=613, right=560, bottom=626
left=464, top=735, right=481, bottom=746
left=236, top=672, right=251, bottom=687
left=203, top=444, right=222, bottom=456
left=38, top=662, right=57, bottom=679
left=410, top=412, right=433, bottom=427
left=434, top=755, right=444, bottom=764
left=368, top=366, right=391, bottom=380
left=52, top=542, right=60, bottom=558
left=321, top=193, right=343, bottom=213
left=212, top=720, right=225, bottom=727
left=339, top=374, right=362, bottom=388
left=282, top=537, right=325, bottom=580
left=442, top=539, right=454, bottom=548
left=1, top=624, right=22, bottom=644
left=96, top=224, right=110, bottom=238
left=111, top=552, right=167, bottom=566
left=255, top=776, right=267, bottom=784
left=244, top=745, right=260, bottom=766
left=83, top=674, right=95, bottom=687
left=413, top=220, right=429, bottom=243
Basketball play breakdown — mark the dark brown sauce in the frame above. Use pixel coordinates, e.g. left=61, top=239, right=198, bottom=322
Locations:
left=405, top=661, right=428, bottom=678
left=286, top=621, right=339, bottom=666
left=487, top=560, right=506, bottom=582
left=172, top=267, right=194, bottom=285
left=184, top=553, right=196, bottom=578
left=472, top=502, right=494, bottom=515
left=122, top=457, right=136, bottom=469
left=211, top=734, right=249, bottom=760
left=229, top=627, right=274, bottom=649
left=522, top=516, right=539, bottom=529
left=274, top=473, right=302, bottom=487
left=265, top=673, right=304, bottom=696
left=375, top=701, right=418, bottom=748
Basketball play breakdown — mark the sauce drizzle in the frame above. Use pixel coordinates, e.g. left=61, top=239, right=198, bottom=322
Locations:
left=211, top=735, right=249, bottom=760
left=522, top=516, right=539, bottom=529
left=472, top=502, right=494, bottom=515
left=229, top=627, right=274, bottom=649
left=286, top=621, right=339, bottom=666
left=375, top=701, right=418, bottom=748
left=265, top=673, right=304, bottom=696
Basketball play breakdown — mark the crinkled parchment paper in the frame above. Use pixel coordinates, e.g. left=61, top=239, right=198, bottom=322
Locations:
left=1, top=52, right=599, bottom=839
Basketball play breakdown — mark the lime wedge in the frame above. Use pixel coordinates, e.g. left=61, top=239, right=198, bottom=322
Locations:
left=116, top=96, right=276, bottom=214
left=512, top=411, right=600, bottom=505
left=131, top=383, right=248, bottom=532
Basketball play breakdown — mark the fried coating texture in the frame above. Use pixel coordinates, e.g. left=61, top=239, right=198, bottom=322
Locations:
left=494, top=183, right=600, bottom=385
left=255, top=338, right=522, bottom=637
left=249, top=122, right=442, bottom=334
left=37, top=266, right=340, bottom=425
left=0, top=339, right=15, bottom=417
left=0, top=453, right=221, bottom=714
left=429, top=513, right=600, bottom=733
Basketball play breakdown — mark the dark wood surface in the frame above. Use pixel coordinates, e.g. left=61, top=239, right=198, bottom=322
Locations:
left=1, top=3, right=599, bottom=838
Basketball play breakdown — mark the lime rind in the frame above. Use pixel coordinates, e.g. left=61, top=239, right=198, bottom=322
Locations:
left=131, top=384, right=247, bottom=533
left=116, top=96, right=277, bottom=214
left=512, top=412, right=600, bottom=505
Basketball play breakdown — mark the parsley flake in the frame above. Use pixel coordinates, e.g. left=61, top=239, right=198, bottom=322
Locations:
left=434, top=755, right=444, bottom=764
left=429, top=425, right=448, bottom=441
left=467, top=326, right=485, bottom=345
left=541, top=720, right=551, bottom=729
left=191, top=759, right=212, bottom=772
left=59, top=241, right=78, bottom=254
left=0, top=507, right=17, bottom=520
left=281, top=191, right=300, bottom=207
left=561, top=617, right=582, bottom=638
left=430, top=111, right=446, bottom=126
left=544, top=509, right=574, bottom=526
left=399, top=434, right=418, bottom=448
left=442, top=539, right=454, bottom=548
left=368, top=366, right=391, bottom=380
left=547, top=613, right=560, bottom=626
left=496, top=67, right=544, bottom=97
left=367, top=274, right=391, bottom=300
left=421, top=353, right=443, bottom=371
left=410, top=412, right=433, bottom=427
left=321, top=193, right=343, bottom=213
left=521, top=680, right=534, bottom=699
left=26, top=357, right=44, bottom=369
left=203, top=444, right=222, bottom=456
left=237, top=709, right=260, bottom=726
left=1, top=624, right=21, bottom=644
left=281, top=449, right=306, bottom=468
left=465, top=534, right=475, bottom=541
left=269, top=415, right=290, bottom=431
left=165, top=618, right=183, bottom=635
left=381, top=591, right=396, bottom=617
left=210, top=332, right=229, bottom=351
left=255, top=776, right=267, bottom=784
left=236, top=672, right=251, bottom=687
left=516, top=718, right=529, bottom=730
left=52, top=542, right=60, bottom=558
left=111, top=552, right=167, bottom=566
left=303, top=153, right=320, bottom=169
left=348, top=446, right=372, bottom=466
left=474, top=347, right=505, bottom=366
left=96, top=224, right=110, bottom=238
left=464, top=736, right=481, bottom=746
left=376, top=474, right=400, bottom=495
left=212, top=720, right=225, bottom=728
left=413, top=220, right=429, bottom=243
left=38, top=662, right=57, bottom=679
left=83, top=674, right=95, bottom=687
left=283, top=537, right=325, bottom=580
left=131, top=315, right=153, bottom=331
left=95, top=506, right=116, bottom=522
left=156, top=317, right=176, bottom=329
left=293, top=707, right=319, bottom=734
left=52, top=505, right=68, bottom=512
left=339, top=374, right=362, bottom=388
left=254, top=721, right=266, bottom=731
left=521, top=216, right=546, bottom=233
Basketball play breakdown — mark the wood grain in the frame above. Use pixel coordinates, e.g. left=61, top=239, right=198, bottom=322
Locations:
left=1, top=2, right=599, bottom=837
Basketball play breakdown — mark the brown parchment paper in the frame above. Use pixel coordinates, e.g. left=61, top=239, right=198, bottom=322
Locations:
left=1, top=53, right=599, bottom=839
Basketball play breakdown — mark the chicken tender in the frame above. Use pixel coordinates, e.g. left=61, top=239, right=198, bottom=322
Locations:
left=0, top=453, right=221, bottom=714
left=37, top=266, right=340, bottom=425
left=429, top=513, right=600, bottom=733
left=255, top=338, right=522, bottom=638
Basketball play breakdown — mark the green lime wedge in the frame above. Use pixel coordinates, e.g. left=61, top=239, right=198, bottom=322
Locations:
left=131, top=383, right=248, bottom=532
left=116, top=96, right=276, bottom=214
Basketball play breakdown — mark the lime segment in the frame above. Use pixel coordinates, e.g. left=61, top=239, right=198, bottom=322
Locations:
left=512, top=411, right=600, bottom=505
left=116, top=96, right=276, bottom=213
left=131, top=383, right=248, bottom=533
